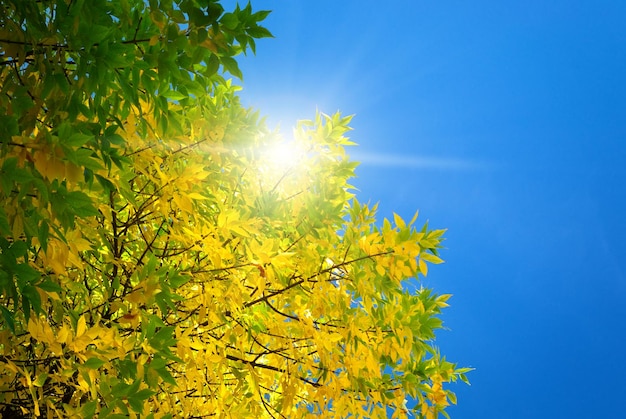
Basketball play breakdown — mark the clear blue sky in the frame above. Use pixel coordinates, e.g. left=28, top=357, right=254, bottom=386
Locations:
left=230, top=1, right=626, bottom=417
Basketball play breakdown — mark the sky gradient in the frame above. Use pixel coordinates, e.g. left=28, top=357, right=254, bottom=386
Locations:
left=229, top=1, right=626, bottom=417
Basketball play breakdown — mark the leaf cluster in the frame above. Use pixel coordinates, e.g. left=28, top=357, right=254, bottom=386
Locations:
left=0, top=1, right=468, bottom=418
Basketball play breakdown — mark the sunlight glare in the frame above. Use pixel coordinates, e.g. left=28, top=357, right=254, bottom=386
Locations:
left=258, top=137, right=308, bottom=188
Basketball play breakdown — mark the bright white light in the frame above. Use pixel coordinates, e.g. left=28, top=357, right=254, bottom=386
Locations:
left=258, top=138, right=308, bottom=188
left=265, top=140, right=304, bottom=172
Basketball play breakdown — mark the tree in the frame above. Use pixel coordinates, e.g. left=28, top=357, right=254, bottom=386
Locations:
left=0, top=0, right=469, bottom=417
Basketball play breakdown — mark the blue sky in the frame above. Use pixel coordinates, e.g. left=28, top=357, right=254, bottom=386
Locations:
left=230, top=1, right=626, bottom=417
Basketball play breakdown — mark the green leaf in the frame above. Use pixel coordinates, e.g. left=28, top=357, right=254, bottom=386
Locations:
left=21, top=294, right=31, bottom=323
left=161, top=90, right=188, bottom=101
left=127, top=395, right=144, bottom=413
left=83, top=357, right=106, bottom=369
left=0, top=114, right=18, bottom=138
left=221, top=13, right=239, bottom=30
left=14, top=263, right=40, bottom=285
left=0, top=306, right=15, bottom=333
left=155, top=365, right=176, bottom=386
left=11, top=86, right=34, bottom=116
left=135, top=388, right=156, bottom=399
left=33, top=373, right=48, bottom=387
left=188, top=8, right=213, bottom=27
left=150, top=326, right=176, bottom=350
left=128, top=388, right=156, bottom=411
left=80, top=401, right=97, bottom=418
left=246, top=26, right=273, bottom=39
left=0, top=157, right=18, bottom=194
left=64, top=148, right=104, bottom=171
left=220, top=56, right=243, bottom=79
left=65, top=191, right=98, bottom=218
left=251, top=10, right=272, bottom=22
left=112, top=378, right=141, bottom=398
left=37, top=280, right=63, bottom=294
left=206, top=53, right=220, bottom=76
left=65, top=132, right=94, bottom=147
left=168, top=272, right=190, bottom=289
left=95, top=174, right=116, bottom=193
left=23, top=284, right=42, bottom=315
left=0, top=207, right=10, bottom=236
left=38, top=219, right=49, bottom=253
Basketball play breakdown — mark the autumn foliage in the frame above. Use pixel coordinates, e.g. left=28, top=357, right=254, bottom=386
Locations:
left=0, top=0, right=469, bottom=417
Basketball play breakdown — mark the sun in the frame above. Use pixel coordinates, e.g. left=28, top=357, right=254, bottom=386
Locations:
left=257, top=136, right=309, bottom=189
left=265, top=140, right=303, bottom=171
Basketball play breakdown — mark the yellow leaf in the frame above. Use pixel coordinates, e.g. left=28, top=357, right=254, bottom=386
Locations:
left=245, top=363, right=260, bottom=395
left=393, top=212, right=405, bottom=228
left=57, top=324, right=71, bottom=344
left=418, top=258, right=428, bottom=276
left=126, top=288, right=146, bottom=304
left=202, top=38, right=218, bottom=53
left=230, top=223, right=250, bottom=238
left=187, top=192, right=208, bottom=200
left=376, top=264, right=386, bottom=276
left=65, top=161, right=83, bottom=183
left=208, top=353, right=223, bottom=363
left=421, top=252, right=444, bottom=264
left=27, top=318, right=39, bottom=339
left=436, top=294, right=452, bottom=308
left=174, top=194, right=193, bottom=213
left=76, top=315, right=87, bottom=337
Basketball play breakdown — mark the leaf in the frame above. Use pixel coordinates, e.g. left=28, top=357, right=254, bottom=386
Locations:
left=251, top=10, right=272, bottom=22
left=0, top=306, right=15, bottom=333
left=221, top=13, right=239, bottom=30
left=393, top=212, right=406, bottom=228
left=246, top=26, right=273, bottom=38
left=33, top=373, right=48, bottom=387
left=65, top=191, right=98, bottom=218
left=76, top=315, right=87, bottom=337
left=420, top=252, right=444, bottom=264
left=419, top=258, right=428, bottom=276
left=161, top=90, right=188, bottom=101
left=37, top=280, right=63, bottom=294
left=0, top=114, right=19, bottom=138
left=135, top=388, right=156, bottom=399
left=66, top=132, right=94, bottom=147
left=127, top=395, right=145, bottom=413
left=14, top=263, right=40, bottom=285
left=0, top=207, right=10, bottom=235
left=22, top=285, right=42, bottom=315
left=80, top=401, right=98, bottom=418
left=220, top=56, right=243, bottom=79
left=83, top=357, right=106, bottom=369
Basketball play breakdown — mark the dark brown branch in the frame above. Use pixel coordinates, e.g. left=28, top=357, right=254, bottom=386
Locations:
left=244, top=251, right=393, bottom=310
left=225, top=354, right=321, bottom=388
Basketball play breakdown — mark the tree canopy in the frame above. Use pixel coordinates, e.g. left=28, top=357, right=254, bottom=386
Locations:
left=0, top=0, right=469, bottom=417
